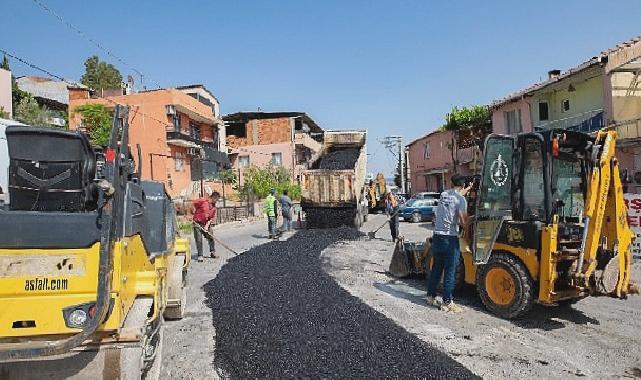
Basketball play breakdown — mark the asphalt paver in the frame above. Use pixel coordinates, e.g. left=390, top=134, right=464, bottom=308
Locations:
left=204, top=227, right=477, bottom=379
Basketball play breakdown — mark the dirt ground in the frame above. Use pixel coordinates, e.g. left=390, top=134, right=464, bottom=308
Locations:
left=321, top=214, right=641, bottom=379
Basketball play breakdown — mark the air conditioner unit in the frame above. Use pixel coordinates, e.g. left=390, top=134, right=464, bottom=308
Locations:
left=166, top=105, right=176, bottom=115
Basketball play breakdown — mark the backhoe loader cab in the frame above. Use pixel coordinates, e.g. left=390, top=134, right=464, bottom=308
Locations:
left=0, top=106, right=189, bottom=379
left=464, top=129, right=636, bottom=318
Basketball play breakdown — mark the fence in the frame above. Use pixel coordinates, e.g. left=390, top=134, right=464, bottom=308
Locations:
left=175, top=199, right=257, bottom=226
left=216, top=205, right=256, bottom=224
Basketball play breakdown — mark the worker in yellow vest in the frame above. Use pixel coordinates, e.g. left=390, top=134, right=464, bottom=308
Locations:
left=264, top=188, right=278, bottom=239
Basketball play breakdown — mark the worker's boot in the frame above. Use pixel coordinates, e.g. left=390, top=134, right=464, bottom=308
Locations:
left=426, top=296, right=441, bottom=308
left=197, top=256, right=204, bottom=262
left=441, top=302, right=463, bottom=313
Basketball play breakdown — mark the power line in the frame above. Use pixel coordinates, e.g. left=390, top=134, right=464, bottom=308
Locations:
left=1, top=48, right=171, bottom=128
left=31, top=0, right=233, bottom=140
left=2, top=49, right=278, bottom=161
left=31, top=0, right=161, bottom=89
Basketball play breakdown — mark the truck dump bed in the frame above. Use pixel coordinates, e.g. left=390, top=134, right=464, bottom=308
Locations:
left=301, top=130, right=367, bottom=227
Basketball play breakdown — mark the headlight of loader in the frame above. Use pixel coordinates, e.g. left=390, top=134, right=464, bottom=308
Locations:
left=62, top=302, right=95, bottom=328
left=68, top=309, right=87, bottom=327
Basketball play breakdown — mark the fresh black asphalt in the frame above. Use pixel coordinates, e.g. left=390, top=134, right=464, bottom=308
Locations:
left=204, top=227, right=478, bottom=379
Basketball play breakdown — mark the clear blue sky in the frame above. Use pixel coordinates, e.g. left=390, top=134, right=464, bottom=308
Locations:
left=2, top=1, right=641, bottom=176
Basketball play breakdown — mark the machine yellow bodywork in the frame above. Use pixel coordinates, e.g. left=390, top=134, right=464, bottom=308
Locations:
left=413, top=130, right=636, bottom=318
left=0, top=236, right=189, bottom=339
left=0, top=106, right=190, bottom=378
left=468, top=130, right=634, bottom=316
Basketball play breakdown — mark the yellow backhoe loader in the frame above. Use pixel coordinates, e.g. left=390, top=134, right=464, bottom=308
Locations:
left=465, top=129, right=637, bottom=318
left=393, top=129, right=637, bottom=318
left=0, top=105, right=190, bottom=378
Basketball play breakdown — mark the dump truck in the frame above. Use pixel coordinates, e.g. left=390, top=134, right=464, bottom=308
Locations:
left=0, top=105, right=190, bottom=379
left=301, top=130, right=368, bottom=228
left=391, top=129, right=638, bottom=318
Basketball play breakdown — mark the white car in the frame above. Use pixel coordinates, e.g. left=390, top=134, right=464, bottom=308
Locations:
left=0, top=118, right=27, bottom=206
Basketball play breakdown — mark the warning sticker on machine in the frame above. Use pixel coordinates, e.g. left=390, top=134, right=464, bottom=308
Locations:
left=624, top=193, right=641, bottom=258
left=24, top=277, right=69, bottom=291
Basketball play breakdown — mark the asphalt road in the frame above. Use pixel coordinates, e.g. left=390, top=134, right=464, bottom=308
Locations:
left=161, top=219, right=276, bottom=379
left=160, top=217, right=474, bottom=379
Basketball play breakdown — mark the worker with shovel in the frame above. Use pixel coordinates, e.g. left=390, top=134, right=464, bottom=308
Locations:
left=192, top=191, right=220, bottom=262
left=385, top=191, right=400, bottom=241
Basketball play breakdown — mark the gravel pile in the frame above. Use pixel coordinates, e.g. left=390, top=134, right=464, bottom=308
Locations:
left=316, top=149, right=360, bottom=170
left=204, top=228, right=477, bottom=379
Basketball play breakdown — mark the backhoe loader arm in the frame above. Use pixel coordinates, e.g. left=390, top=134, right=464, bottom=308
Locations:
left=576, top=130, right=635, bottom=297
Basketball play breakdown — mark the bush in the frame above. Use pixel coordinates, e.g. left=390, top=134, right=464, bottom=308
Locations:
left=240, top=165, right=300, bottom=200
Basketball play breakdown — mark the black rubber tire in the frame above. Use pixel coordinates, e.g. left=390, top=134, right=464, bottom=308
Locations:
left=476, top=252, right=535, bottom=319
left=411, top=212, right=421, bottom=223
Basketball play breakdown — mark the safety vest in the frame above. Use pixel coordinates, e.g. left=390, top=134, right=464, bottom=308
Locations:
left=264, top=195, right=277, bottom=217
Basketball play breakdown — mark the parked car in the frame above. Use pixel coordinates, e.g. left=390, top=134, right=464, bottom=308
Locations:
left=401, top=198, right=438, bottom=223
left=412, top=191, right=441, bottom=201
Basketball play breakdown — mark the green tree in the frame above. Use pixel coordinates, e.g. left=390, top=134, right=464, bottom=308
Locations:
left=73, top=104, right=113, bottom=146
left=442, top=105, right=491, bottom=174
left=0, top=106, right=8, bottom=119
left=80, top=56, right=123, bottom=91
left=1, top=55, right=9, bottom=70
left=15, top=95, right=51, bottom=126
left=221, top=169, right=238, bottom=186
left=239, top=165, right=301, bottom=200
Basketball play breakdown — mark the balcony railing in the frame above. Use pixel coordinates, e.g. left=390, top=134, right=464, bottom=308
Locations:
left=534, top=109, right=604, bottom=133
left=613, top=118, right=641, bottom=140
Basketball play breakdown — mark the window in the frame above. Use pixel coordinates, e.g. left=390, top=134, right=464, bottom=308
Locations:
left=504, top=109, right=522, bottom=134
left=173, top=113, right=181, bottom=131
left=553, top=158, right=584, bottom=219
left=538, top=102, right=549, bottom=121
left=190, top=121, right=200, bottom=140
left=239, top=155, right=250, bottom=168
left=423, top=143, right=431, bottom=159
left=562, top=99, right=570, bottom=113
left=175, top=152, right=184, bottom=171
left=226, top=122, right=247, bottom=138
left=271, top=152, right=283, bottom=166
left=521, top=138, right=545, bottom=221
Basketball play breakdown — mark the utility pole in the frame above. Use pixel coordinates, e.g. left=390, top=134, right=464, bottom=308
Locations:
left=379, top=135, right=405, bottom=193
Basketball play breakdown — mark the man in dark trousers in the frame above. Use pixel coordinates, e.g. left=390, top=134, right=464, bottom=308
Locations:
left=426, top=174, right=471, bottom=313
left=192, top=191, right=220, bottom=262
left=280, top=189, right=293, bottom=232
left=385, top=191, right=399, bottom=241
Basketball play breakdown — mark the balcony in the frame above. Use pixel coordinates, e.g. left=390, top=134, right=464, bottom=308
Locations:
left=534, top=109, right=604, bottom=133
left=166, top=129, right=212, bottom=149
left=614, top=118, right=641, bottom=142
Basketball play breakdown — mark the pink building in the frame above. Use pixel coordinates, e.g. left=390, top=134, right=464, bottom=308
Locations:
left=491, top=97, right=533, bottom=135
left=407, top=128, right=483, bottom=194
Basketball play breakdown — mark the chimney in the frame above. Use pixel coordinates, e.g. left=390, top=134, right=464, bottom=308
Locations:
left=548, top=69, right=561, bottom=80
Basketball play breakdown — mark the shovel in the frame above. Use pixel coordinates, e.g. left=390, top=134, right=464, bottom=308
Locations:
left=194, top=223, right=242, bottom=255
left=367, top=208, right=401, bottom=239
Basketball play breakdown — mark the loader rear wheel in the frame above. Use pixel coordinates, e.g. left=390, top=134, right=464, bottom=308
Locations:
left=476, top=252, right=535, bottom=319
